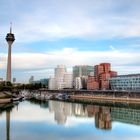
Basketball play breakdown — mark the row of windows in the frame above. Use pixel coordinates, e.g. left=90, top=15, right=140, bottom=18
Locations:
left=111, top=82, right=140, bottom=85
left=110, top=80, right=140, bottom=84
left=111, top=79, right=140, bottom=82
left=111, top=85, right=140, bottom=87
left=111, top=87, right=140, bottom=90
left=111, top=77, right=140, bottom=81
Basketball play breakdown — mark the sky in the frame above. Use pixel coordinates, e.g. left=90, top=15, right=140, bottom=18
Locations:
left=0, top=0, right=140, bottom=83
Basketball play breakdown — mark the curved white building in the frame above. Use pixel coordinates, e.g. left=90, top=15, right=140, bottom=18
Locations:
left=48, top=65, right=73, bottom=90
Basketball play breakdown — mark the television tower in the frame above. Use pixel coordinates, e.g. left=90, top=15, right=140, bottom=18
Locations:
left=5, top=23, right=15, bottom=82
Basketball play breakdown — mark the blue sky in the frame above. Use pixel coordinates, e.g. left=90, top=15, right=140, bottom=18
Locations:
left=0, top=0, right=140, bottom=83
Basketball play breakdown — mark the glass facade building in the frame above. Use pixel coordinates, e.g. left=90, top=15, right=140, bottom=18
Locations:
left=110, top=74, right=140, bottom=91
left=73, top=65, right=94, bottom=79
left=73, top=65, right=94, bottom=88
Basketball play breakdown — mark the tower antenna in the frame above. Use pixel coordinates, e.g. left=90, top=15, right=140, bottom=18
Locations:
left=10, top=22, right=12, bottom=33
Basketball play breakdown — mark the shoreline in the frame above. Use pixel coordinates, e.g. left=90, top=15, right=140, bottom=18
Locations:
left=70, top=95, right=140, bottom=104
left=0, top=98, right=12, bottom=104
left=0, top=92, right=13, bottom=104
left=24, top=89, right=140, bottom=104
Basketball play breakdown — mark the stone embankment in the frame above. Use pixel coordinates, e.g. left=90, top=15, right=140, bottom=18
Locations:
left=0, top=98, right=11, bottom=104
left=70, top=94, right=140, bottom=104
left=22, top=89, right=140, bottom=104
left=0, top=92, right=12, bottom=104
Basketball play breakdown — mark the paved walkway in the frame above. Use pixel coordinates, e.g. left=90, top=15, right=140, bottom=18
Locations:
left=0, top=98, right=11, bottom=104
left=70, top=95, right=140, bottom=104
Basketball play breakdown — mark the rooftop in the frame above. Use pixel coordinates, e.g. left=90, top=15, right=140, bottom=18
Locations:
left=114, top=74, right=140, bottom=78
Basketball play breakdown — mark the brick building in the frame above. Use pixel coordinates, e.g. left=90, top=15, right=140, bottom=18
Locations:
left=87, top=63, right=117, bottom=90
left=87, top=75, right=99, bottom=90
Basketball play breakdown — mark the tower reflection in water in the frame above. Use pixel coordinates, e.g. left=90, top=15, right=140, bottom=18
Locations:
left=6, top=109, right=10, bottom=140
left=49, top=100, right=140, bottom=130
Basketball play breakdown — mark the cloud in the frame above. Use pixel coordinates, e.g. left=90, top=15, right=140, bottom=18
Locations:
left=109, top=45, right=119, bottom=53
left=65, top=116, right=94, bottom=128
left=1, top=0, right=140, bottom=42
left=1, top=0, right=140, bottom=82
left=0, top=54, right=7, bottom=69
left=0, top=47, right=140, bottom=73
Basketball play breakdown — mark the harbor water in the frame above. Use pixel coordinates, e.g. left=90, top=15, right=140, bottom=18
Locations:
left=0, top=100, right=140, bottom=140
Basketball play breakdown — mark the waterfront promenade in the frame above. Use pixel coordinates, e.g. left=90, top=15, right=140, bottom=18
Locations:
left=70, top=94, right=140, bottom=104
left=27, top=89, right=140, bottom=103
left=0, top=98, right=11, bottom=104
left=0, top=92, right=12, bottom=104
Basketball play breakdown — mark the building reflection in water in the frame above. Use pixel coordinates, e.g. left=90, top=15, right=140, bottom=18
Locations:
left=49, top=100, right=140, bottom=130
left=95, top=107, right=111, bottom=130
left=49, top=100, right=111, bottom=129
left=50, top=101, right=67, bottom=125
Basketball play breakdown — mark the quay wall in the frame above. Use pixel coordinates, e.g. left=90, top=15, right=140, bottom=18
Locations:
left=27, top=89, right=140, bottom=103
left=38, top=89, right=140, bottom=97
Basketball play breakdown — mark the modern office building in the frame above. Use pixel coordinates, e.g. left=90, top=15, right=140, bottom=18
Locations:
left=48, top=65, right=73, bottom=90
left=48, top=77, right=56, bottom=90
left=110, top=74, right=140, bottom=91
left=63, top=73, right=73, bottom=89
left=87, top=75, right=99, bottom=90
left=5, top=24, right=15, bottom=82
left=87, top=63, right=117, bottom=90
left=0, top=78, right=3, bottom=82
left=33, top=78, right=49, bottom=87
left=75, top=77, right=82, bottom=89
left=73, top=65, right=94, bottom=89
left=73, top=65, right=94, bottom=78
left=55, top=65, right=66, bottom=89
left=94, top=65, right=104, bottom=81
left=29, top=76, right=34, bottom=84
left=55, top=65, right=66, bottom=78
left=55, top=77, right=65, bottom=89
left=81, top=76, right=88, bottom=89
left=13, top=78, right=16, bottom=83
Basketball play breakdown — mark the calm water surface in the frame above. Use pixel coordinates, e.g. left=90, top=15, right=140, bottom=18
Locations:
left=0, top=100, right=140, bottom=140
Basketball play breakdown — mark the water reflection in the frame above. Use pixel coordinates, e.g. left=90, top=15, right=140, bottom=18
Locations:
left=25, top=99, right=140, bottom=129
left=0, top=103, right=18, bottom=140
left=49, top=101, right=112, bottom=129
left=0, top=107, right=12, bottom=140
left=6, top=110, right=10, bottom=140
left=48, top=100, right=140, bottom=129
left=1, top=100, right=140, bottom=140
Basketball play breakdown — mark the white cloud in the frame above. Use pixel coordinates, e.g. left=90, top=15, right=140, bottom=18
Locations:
left=65, top=116, right=94, bottom=127
left=0, top=47, right=140, bottom=74
left=1, top=0, right=140, bottom=42
left=1, top=0, right=140, bottom=82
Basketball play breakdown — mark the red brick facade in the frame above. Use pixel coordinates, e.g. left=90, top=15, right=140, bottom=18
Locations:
left=87, top=63, right=117, bottom=90
left=109, top=71, right=118, bottom=77
left=87, top=75, right=99, bottom=90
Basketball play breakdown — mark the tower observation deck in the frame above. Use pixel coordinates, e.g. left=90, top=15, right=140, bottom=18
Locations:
left=5, top=23, right=15, bottom=82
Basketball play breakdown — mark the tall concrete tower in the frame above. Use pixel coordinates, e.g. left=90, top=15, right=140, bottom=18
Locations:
left=5, top=23, right=15, bottom=82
